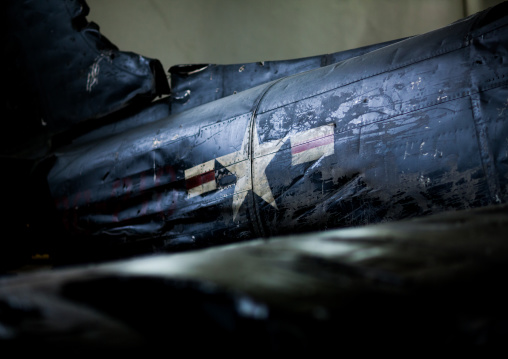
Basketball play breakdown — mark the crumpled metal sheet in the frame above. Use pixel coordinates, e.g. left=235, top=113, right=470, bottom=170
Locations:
left=1, top=203, right=507, bottom=353
left=42, top=2, right=508, bottom=261
left=169, top=38, right=409, bottom=114
left=4, top=0, right=170, bottom=157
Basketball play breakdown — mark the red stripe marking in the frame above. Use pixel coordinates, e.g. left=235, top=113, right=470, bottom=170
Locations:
left=291, top=135, right=333, bottom=155
left=186, top=170, right=215, bottom=190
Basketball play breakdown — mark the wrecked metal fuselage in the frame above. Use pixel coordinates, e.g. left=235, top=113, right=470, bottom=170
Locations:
left=1, top=204, right=508, bottom=353
left=45, top=3, right=508, bottom=259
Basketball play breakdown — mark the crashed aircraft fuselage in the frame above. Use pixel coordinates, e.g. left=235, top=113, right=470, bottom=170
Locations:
left=45, top=4, right=508, bottom=255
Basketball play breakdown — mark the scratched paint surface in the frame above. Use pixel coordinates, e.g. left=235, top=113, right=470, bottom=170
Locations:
left=169, top=38, right=407, bottom=114
left=47, top=5, right=508, bottom=254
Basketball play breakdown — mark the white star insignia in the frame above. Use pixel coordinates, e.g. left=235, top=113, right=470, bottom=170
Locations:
left=185, top=119, right=334, bottom=221
left=216, top=123, right=252, bottom=220
left=216, top=122, right=288, bottom=219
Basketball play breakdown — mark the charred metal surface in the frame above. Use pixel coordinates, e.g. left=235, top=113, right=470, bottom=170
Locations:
left=169, top=38, right=408, bottom=114
left=1, top=204, right=507, bottom=353
left=42, top=3, right=508, bottom=260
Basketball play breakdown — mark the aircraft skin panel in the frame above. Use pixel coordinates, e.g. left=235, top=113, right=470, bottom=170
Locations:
left=43, top=3, right=508, bottom=258
left=254, top=16, right=474, bottom=116
left=480, top=86, right=508, bottom=197
left=3, top=1, right=508, bottom=351
left=257, top=96, right=492, bottom=236
left=169, top=38, right=409, bottom=114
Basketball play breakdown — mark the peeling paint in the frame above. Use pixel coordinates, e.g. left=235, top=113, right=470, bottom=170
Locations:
left=86, top=51, right=113, bottom=92
left=418, top=174, right=431, bottom=187
left=433, top=148, right=443, bottom=159
left=153, top=152, right=156, bottom=183
left=497, top=97, right=508, bottom=117
left=152, top=137, right=161, bottom=148
left=173, top=90, right=191, bottom=103
left=420, top=141, right=428, bottom=156
left=410, top=77, right=422, bottom=90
